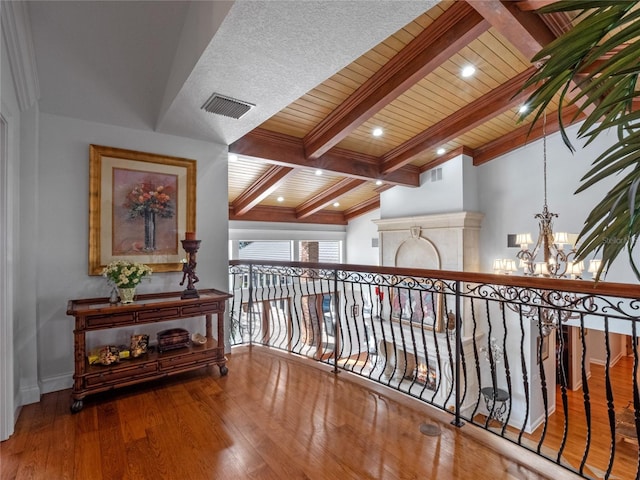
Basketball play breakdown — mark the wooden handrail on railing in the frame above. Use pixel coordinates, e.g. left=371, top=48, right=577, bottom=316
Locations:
left=229, top=259, right=640, bottom=299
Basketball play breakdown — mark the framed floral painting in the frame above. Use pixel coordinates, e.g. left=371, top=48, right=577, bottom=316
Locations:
left=88, top=145, right=196, bottom=275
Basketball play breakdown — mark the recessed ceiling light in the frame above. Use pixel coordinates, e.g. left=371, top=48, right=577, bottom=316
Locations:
left=228, top=153, right=238, bottom=162
left=461, top=65, right=476, bottom=78
left=372, top=127, right=383, bottom=137
left=375, top=180, right=383, bottom=186
left=333, top=202, right=340, bottom=207
left=315, top=169, right=323, bottom=176
left=277, top=196, right=284, bottom=202
left=519, top=104, right=529, bottom=113
left=436, top=148, right=446, bottom=155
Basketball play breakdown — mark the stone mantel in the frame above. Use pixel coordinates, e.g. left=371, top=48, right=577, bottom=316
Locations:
left=374, top=211, right=484, bottom=272
left=374, top=211, right=484, bottom=232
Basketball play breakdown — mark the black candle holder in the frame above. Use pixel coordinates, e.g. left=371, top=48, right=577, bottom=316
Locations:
left=180, top=239, right=201, bottom=299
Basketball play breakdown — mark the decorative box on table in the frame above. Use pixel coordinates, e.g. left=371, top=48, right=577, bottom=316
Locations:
left=157, top=328, right=190, bottom=353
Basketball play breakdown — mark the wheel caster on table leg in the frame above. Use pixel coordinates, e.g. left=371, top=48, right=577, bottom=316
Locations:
left=70, top=400, right=84, bottom=413
left=219, top=365, right=228, bottom=376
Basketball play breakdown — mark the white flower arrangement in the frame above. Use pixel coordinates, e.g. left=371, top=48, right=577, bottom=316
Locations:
left=102, top=260, right=152, bottom=288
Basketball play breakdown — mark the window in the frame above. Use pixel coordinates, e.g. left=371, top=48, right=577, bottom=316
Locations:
left=235, top=241, right=293, bottom=288
left=238, top=241, right=292, bottom=261
left=298, top=241, right=342, bottom=263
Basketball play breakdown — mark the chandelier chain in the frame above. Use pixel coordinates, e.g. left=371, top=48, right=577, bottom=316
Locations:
left=543, top=111, right=548, bottom=208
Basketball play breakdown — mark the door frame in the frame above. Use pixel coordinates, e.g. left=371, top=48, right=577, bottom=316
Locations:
left=0, top=110, right=15, bottom=440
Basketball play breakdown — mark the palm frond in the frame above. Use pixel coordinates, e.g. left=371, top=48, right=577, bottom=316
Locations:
left=519, top=0, right=640, bottom=281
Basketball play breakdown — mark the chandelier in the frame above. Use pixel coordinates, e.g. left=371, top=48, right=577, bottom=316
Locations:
left=492, top=113, right=599, bottom=336
left=493, top=113, right=601, bottom=280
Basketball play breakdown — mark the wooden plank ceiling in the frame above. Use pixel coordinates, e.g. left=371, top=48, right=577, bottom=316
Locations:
left=228, top=0, right=584, bottom=225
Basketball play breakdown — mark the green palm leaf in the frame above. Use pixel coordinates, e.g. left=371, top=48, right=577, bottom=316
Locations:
left=520, top=0, right=640, bottom=281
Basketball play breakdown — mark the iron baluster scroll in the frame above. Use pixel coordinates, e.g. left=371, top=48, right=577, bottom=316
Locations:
left=228, top=260, right=640, bottom=479
left=497, top=283, right=595, bottom=337
left=180, top=232, right=200, bottom=299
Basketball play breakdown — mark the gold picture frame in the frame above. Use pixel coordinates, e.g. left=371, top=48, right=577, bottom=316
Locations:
left=89, top=145, right=196, bottom=275
left=391, top=283, right=444, bottom=332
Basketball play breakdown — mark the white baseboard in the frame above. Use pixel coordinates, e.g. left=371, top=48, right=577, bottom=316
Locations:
left=13, top=392, right=21, bottom=436
left=590, top=351, right=623, bottom=367
left=526, top=402, right=557, bottom=434
left=19, top=383, right=41, bottom=405
left=39, top=372, right=73, bottom=395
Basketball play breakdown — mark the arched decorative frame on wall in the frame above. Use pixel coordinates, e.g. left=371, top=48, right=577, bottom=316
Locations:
left=393, top=226, right=441, bottom=270
left=390, top=226, right=445, bottom=332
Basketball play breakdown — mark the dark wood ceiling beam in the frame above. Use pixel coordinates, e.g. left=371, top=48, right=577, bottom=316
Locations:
left=302, top=1, right=489, bottom=159
left=344, top=196, right=381, bottom=221
left=472, top=0, right=596, bottom=118
left=230, top=128, right=420, bottom=187
left=515, top=1, right=560, bottom=12
left=469, top=0, right=556, bottom=60
left=538, top=11, right=574, bottom=37
left=296, top=178, right=366, bottom=219
left=374, top=183, right=394, bottom=194
left=516, top=1, right=572, bottom=39
left=380, top=67, right=537, bottom=173
left=472, top=104, right=584, bottom=166
left=231, top=165, right=295, bottom=216
left=229, top=205, right=347, bottom=225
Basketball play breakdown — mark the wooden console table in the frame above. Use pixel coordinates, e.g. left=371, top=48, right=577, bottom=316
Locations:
left=67, top=289, right=232, bottom=412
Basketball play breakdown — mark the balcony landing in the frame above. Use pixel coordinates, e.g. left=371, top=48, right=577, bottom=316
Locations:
left=1, top=347, right=582, bottom=479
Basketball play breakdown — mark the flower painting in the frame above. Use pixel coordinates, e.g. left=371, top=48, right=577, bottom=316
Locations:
left=113, top=169, right=178, bottom=255
left=125, top=182, right=175, bottom=220
left=89, top=145, right=196, bottom=275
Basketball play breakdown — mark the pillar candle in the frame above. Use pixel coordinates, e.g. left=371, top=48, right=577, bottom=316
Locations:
left=185, top=232, right=196, bottom=240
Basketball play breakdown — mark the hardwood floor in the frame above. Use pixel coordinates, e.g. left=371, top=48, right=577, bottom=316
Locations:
left=469, top=354, right=639, bottom=480
left=524, top=355, right=639, bottom=480
left=2, top=347, right=581, bottom=480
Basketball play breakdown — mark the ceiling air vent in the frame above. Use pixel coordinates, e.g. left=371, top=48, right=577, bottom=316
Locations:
left=201, top=93, right=255, bottom=119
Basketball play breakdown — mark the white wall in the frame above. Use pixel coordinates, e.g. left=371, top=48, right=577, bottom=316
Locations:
left=35, top=113, right=229, bottom=393
left=588, top=330, right=626, bottom=366
left=16, top=103, right=39, bottom=406
left=345, top=209, right=379, bottom=266
left=381, top=155, right=478, bottom=218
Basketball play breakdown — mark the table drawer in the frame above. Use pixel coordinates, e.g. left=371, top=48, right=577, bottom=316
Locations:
left=86, top=312, right=135, bottom=328
left=159, top=349, right=216, bottom=369
left=85, top=362, right=158, bottom=386
left=138, top=307, right=180, bottom=322
left=181, top=302, right=219, bottom=316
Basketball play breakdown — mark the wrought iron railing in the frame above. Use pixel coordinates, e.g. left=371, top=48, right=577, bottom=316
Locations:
left=228, top=260, right=640, bottom=479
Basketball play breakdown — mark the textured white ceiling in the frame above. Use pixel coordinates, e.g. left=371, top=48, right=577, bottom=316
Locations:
left=27, top=0, right=437, bottom=145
